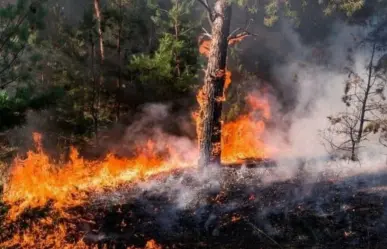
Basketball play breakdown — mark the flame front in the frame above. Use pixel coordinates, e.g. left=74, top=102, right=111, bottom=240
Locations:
left=3, top=133, right=195, bottom=221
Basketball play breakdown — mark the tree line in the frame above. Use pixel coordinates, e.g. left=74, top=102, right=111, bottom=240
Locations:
left=0, top=0, right=386, bottom=165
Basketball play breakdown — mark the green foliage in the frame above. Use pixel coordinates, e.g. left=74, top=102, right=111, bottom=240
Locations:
left=254, top=0, right=365, bottom=27
left=264, top=0, right=279, bottom=27
left=128, top=0, right=199, bottom=101
left=324, top=0, right=364, bottom=16
left=129, top=33, right=197, bottom=97
left=0, top=86, right=64, bottom=131
left=130, top=35, right=175, bottom=83
left=0, top=0, right=200, bottom=139
left=0, top=0, right=376, bottom=153
left=0, top=0, right=46, bottom=89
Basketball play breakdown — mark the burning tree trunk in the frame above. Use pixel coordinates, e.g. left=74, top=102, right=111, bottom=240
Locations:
left=198, top=0, right=232, bottom=167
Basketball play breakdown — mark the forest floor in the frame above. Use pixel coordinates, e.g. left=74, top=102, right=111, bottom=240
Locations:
left=1, top=165, right=387, bottom=249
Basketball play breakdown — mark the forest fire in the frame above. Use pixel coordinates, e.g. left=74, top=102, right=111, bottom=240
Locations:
left=3, top=133, right=195, bottom=221
left=2, top=0, right=387, bottom=248
left=221, top=93, right=270, bottom=164
left=1, top=28, right=272, bottom=249
left=3, top=87, right=271, bottom=223
left=3, top=31, right=272, bottom=221
left=196, top=36, right=271, bottom=164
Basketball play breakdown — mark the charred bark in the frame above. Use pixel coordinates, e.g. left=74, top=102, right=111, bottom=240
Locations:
left=198, top=0, right=232, bottom=167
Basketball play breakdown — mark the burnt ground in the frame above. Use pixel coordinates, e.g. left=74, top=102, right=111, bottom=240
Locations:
left=2, top=165, right=387, bottom=249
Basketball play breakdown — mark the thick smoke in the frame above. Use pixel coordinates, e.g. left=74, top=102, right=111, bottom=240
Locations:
left=265, top=21, right=386, bottom=163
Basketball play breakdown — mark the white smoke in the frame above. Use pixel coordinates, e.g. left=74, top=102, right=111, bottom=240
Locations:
left=267, top=21, right=387, bottom=167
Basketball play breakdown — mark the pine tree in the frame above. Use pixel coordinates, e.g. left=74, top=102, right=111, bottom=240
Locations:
left=0, top=0, right=46, bottom=130
left=128, top=0, right=200, bottom=103
left=196, top=0, right=368, bottom=167
left=0, top=0, right=46, bottom=89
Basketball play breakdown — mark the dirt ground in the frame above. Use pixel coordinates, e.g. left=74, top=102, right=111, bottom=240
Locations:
left=1, top=166, right=387, bottom=249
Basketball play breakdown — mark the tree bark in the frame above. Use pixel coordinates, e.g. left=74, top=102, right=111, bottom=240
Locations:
left=115, top=0, right=123, bottom=122
left=351, top=42, right=376, bottom=161
left=93, top=0, right=104, bottom=62
left=357, top=42, right=376, bottom=144
left=198, top=0, right=232, bottom=167
left=93, top=0, right=104, bottom=143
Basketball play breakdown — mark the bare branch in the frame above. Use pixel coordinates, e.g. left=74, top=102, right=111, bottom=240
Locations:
left=0, top=45, right=26, bottom=78
left=197, top=0, right=210, bottom=11
left=379, top=136, right=387, bottom=147
left=0, top=75, right=21, bottom=89
left=197, top=0, right=213, bottom=23
left=229, top=27, right=241, bottom=38
left=201, top=27, right=212, bottom=38
left=227, top=19, right=258, bottom=45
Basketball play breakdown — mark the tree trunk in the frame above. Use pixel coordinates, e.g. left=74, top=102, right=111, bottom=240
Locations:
left=350, top=42, right=376, bottom=161
left=357, top=43, right=376, bottom=143
left=93, top=0, right=104, bottom=143
left=198, top=0, right=232, bottom=167
left=90, top=36, right=99, bottom=141
left=93, top=0, right=104, bottom=62
left=115, top=0, right=123, bottom=122
left=174, top=0, right=181, bottom=77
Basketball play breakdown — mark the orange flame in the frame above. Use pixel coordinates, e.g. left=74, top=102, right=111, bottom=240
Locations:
left=1, top=218, right=90, bottom=249
left=3, top=133, right=195, bottom=221
left=1, top=31, right=273, bottom=249
left=196, top=35, right=271, bottom=163
left=221, top=92, right=271, bottom=164
left=198, top=39, right=211, bottom=57
left=2, top=218, right=161, bottom=249
left=144, top=240, right=162, bottom=249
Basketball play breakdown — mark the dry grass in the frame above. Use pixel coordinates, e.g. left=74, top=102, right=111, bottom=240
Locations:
left=0, top=146, right=15, bottom=188
left=0, top=135, right=17, bottom=187
left=0, top=161, right=7, bottom=187
left=2, top=167, right=386, bottom=249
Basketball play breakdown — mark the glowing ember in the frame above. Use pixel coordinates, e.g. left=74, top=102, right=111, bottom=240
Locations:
left=1, top=218, right=89, bottom=249
left=2, top=219, right=161, bottom=249
left=143, top=240, right=162, bottom=249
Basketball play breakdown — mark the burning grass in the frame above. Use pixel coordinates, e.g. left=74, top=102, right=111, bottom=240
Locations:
left=2, top=165, right=387, bottom=249
left=1, top=29, right=386, bottom=249
left=2, top=133, right=196, bottom=221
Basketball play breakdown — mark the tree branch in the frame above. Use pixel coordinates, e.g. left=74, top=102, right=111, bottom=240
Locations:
left=0, top=75, right=21, bottom=89
left=201, top=27, right=212, bottom=38
left=197, top=0, right=213, bottom=23
left=227, top=19, right=257, bottom=45
left=0, top=45, right=26, bottom=78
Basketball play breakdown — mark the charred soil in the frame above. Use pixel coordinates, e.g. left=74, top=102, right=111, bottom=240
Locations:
left=1, top=166, right=387, bottom=249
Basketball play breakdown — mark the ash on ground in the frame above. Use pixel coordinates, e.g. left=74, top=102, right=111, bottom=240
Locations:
left=3, top=163, right=387, bottom=249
